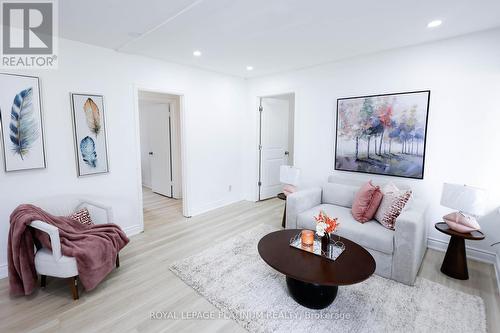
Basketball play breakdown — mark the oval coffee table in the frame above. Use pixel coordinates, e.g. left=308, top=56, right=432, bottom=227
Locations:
left=258, top=229, right=376, bottom=309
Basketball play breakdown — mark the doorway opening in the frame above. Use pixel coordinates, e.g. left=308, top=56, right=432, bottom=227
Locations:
left=138, top=90, right=184, bottom=223
left=258, top=93, right=295, bottom=201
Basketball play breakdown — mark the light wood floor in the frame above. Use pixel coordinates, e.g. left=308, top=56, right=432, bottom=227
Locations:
left=0, top=188, right=498, bottom=332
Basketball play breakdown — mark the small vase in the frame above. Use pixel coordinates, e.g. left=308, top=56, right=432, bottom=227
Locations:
left=321, top=233, right=330, bottom=255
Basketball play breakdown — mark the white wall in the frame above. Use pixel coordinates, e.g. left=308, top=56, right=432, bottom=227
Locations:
left=0, top=38, right=246, bottom=277
left=288, top=95, right=295, bottom=165
left=169, top=96, right=183, bottom=199
left=244, top=28, right=500, bottom=259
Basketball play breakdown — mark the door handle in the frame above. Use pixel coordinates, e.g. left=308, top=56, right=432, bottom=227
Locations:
left=149, top=152, right=154, bottom=156
left=284, top=151, right=289, bottom=156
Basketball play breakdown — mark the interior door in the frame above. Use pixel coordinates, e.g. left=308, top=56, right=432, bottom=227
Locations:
left=149, top=103, right=173, bottom=197
left=259, top=97, right=290, bottom=200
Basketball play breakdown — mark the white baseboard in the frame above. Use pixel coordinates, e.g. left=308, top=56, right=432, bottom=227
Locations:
left=427, top=237, right=497, bottom=264
left=189, top=197, right=243, bottom=217
left=0, top=263, right=7, bottom=279
left=122, top=224, right=144, bottom=237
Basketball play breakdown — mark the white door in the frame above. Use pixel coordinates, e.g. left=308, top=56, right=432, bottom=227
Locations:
left=149, top=103, right=173, bottom=197
left=259, top=97, right=290, bottom=200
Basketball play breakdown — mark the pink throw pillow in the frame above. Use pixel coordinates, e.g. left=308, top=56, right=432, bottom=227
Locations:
left=351, top=181, right=383, bottom=223
left=443, top=212, right=480, bottom=233
left=283, top=185, right=297, bottom=196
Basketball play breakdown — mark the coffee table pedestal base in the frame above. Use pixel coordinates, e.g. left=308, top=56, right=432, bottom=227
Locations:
left=286, top=276, right=338, bottom=309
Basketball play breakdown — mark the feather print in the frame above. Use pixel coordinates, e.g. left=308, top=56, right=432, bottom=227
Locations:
left=80, top=136, right=97, bottom=167
left=83, top=98, right=101, bottom=136
left=9, top=87, right=39, bottom=159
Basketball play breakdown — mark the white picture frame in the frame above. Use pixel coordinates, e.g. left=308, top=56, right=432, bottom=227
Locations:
left=0, top=73, right=46, bottom=172
left=70, top=93, right=109, bottom=176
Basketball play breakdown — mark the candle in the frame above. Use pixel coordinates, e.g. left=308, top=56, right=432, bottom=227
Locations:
left=301, top=230, right=314, bottom=247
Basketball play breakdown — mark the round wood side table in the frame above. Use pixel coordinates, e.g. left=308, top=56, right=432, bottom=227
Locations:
left=434, top=222, right=485, bottom=280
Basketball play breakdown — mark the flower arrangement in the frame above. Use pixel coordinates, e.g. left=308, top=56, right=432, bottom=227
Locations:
left=314, top=210, right=339, bottom=237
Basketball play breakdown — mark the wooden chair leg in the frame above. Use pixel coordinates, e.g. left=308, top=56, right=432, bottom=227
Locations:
left=40, top=275, right=46, bottom=288
left=69, top=276, right=79, bottom=300
left=116, top=253, right=120, bottom=268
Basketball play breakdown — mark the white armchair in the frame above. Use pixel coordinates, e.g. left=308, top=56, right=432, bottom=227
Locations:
left=28, top=197, right=118, bottom=300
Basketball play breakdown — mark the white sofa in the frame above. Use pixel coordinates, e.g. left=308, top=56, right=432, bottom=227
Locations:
left=286, top=177, right=428, bottom=285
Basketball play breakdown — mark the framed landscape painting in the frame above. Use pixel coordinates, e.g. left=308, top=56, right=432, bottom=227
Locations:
left=335, top=90, right=430, bottom=179
left=0, top=73, right=46, bottom=172
left=71, top=93, right=109, bottom=176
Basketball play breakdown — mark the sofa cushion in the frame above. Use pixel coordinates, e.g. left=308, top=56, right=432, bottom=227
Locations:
left=321, top=183, right=358, bottom=208
left=34, top=248, right=78, bottom=278
left=297, top=204, right=394, bottom=254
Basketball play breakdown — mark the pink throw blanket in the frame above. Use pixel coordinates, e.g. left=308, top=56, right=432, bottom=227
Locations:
left=8, top=204, right=129, bottom=296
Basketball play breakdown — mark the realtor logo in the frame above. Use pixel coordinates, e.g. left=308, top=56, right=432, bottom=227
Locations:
left=1, top=0, right=58, bottom=68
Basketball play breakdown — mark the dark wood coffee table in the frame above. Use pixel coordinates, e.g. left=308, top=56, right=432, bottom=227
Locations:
left=258, top=229, right=376, bottom=309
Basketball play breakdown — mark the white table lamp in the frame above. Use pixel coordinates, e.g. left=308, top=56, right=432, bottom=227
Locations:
left=440, top=183, right=487, bottom=233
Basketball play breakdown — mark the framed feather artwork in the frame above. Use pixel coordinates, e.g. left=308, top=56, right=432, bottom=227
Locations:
left=0, top=73, right=46, bottom=172
left=70, top=93, right=109, bottom=176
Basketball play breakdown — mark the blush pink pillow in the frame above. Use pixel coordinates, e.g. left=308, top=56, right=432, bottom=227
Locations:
left=283, top=184, right=297, bottom=196
left=443, top=212, right=481, bottom=233
left=351, top=181, right=383, bottom=223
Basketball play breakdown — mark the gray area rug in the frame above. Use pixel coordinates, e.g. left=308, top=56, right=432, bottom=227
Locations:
left=170, top=224, right=486, bottom=333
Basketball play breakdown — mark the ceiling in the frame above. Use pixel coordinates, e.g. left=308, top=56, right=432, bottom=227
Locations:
left=60, top=0, right=500, bottom=78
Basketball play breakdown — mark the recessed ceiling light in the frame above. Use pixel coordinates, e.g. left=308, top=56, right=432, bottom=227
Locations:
left=246, top=66, right=253, bottom=71
left=193, top=50, right=202, bottom=57
left=427, top=20, right=442, bottom=28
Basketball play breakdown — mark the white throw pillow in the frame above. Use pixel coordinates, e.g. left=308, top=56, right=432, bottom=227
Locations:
left=375, top=183, right=412, bottom=230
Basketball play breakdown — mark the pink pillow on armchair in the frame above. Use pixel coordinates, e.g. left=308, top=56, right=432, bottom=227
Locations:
left=351, top=181, right=383, bottom=223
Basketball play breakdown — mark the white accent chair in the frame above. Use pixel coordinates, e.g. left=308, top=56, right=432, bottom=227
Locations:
left=29, top=197, right=118, bottom=300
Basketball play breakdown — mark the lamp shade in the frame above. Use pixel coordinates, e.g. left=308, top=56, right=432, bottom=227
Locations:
left=440, top=183, right=487, bottom=216
left=280, top=165, right=300, bottom=186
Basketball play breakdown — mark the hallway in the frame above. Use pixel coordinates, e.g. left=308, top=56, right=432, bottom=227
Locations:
left=142, top=187, right=183, bottom=229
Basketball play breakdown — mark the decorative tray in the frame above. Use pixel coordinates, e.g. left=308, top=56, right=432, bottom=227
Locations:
left=289, top=233, right=345, bottom=261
